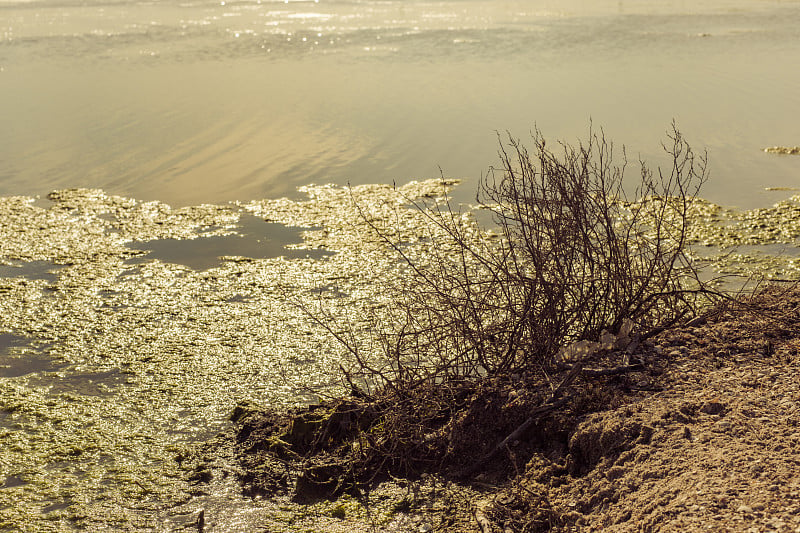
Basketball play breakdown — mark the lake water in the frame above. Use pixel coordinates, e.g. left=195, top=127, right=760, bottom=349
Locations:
left=2, top=0, right=799, bottom=209
left=2, top=0, right=800, bottom=530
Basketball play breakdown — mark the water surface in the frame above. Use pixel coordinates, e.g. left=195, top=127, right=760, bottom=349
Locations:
left=2, top=0, right=799, bottom=208
left=2, top=0, right=800, bottom=530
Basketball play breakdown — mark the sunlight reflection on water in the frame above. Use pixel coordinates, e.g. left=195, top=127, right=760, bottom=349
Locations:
left=1, top=0, right=798, bottom=209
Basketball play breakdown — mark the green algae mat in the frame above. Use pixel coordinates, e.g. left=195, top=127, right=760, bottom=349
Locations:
left=1, top=181, right=799, bottom=531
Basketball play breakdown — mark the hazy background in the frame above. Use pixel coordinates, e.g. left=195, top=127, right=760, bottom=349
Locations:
left=2, top=0, right=799, bottom=208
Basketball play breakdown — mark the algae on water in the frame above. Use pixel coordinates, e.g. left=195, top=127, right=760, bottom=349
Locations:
left=0, top=182, right=462, bottom=531
left=0, top=182, right=798, bottom=531
left=764, top=146, right=800, bottom=155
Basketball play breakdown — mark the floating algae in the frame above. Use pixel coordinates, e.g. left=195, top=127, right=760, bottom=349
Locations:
left=764, top=146, right=800, bottom=155
left=1, top=182, right=799, bottom=531
left=0, top=182, right=463, bottom=531
left=631, top=194, right=800, bottom=284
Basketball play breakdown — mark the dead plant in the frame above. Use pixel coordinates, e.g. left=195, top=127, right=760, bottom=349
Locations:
left=336, top=122, right=712, bottom=392
left=275, top=123, right=717, bottom=494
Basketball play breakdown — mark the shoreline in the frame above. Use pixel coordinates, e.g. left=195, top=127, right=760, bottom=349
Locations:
left=218, top=284, right=800, bottom=532
left=1, top=184, right=800, bottom=530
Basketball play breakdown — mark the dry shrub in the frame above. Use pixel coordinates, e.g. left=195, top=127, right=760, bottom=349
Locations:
left=339, top=123, right=710, bottom=393
left=280, top=124, right=715, bottom=494
left=478, top=122, right=708, bottom=368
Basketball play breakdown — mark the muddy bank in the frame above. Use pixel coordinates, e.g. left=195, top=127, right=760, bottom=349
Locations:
left=224, top=285, right=800, bottom=532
